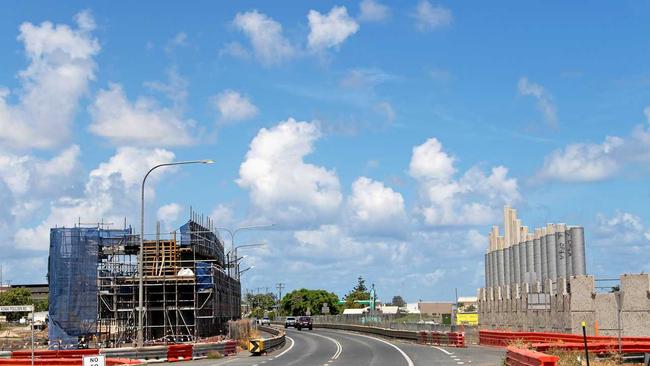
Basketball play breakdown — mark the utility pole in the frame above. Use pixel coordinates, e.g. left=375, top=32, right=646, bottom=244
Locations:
left=276, top=283, right=285, bottom=312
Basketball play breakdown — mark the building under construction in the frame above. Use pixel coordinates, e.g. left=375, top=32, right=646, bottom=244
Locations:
left=48, top=210, right=240, bottom=347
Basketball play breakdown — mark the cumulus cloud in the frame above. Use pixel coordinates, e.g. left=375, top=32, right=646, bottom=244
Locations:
left=358, top=0, right=390, bottom=22
left=88, top=83, right=196, bottom=146
left=157, top=203, right=183, bottom=231
left=594, top=211, right=650, bottom=253
left=518, top=77, right=557, bottom=128
left=537, top=136, right=623, bottom=182
left=14, top=147, right=175, bottom=250
left=0, top=11, right=99, bottom=149
left=410, top=138, right=520, bottom=226
left=346, top=177, right=407, bottom=236
left=237, top=118, right=342, bottom=226
left=536, top=107, right=650, bottom=182
left=0, top=145, right=82, bottom=225
left=308, top=6, right=359, bottom=51
left=212, top=90, right=258, bottom=123
left=232, top=10, right=295, bottom=66
left=412, top=1, right=452, bottom=32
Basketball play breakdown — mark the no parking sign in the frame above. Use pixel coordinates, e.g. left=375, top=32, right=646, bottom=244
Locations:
left=83, top=355, right=105, bottom=366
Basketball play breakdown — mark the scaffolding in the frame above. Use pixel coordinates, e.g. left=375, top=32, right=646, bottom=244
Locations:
left=48, top=209, right=241, bottom=348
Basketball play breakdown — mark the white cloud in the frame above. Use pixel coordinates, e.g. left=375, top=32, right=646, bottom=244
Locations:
left=157, top=203, right=183, bottom=231
left=412, top=1, right=452, bottom=32
left=88, top=83, right=196, bottom=146
left=164, top=32, right=188, bottom=53
left=219, top=41, right=251, bottom=60
left=339, top=68, right=395, bottom=90
left=308, top=6, right=359, bottom=51
left=14, top=147, right=175, bottom=250
left=359, top=0, right=390, bottom=22
left=212, top=90, right=258, bottom=123
left=518, top=77, right=557, bottom=128
left=237, top=118, right=342, bottom=226
left=0, top=11, right=99, bottom=149
left=409, top=137, right=456, bottom=182
left=409, top=138, right=520, bottom=226
left=210, top=204, right=235, bottom=227
left=143, top=68, right=189, bottom=109
left=595, top=211, right=650, bottom=248
left=346, top=177, right=407, bottom=236
left=374, top=101, right=396, bottom=123
left=232, top=11, right=295, bottom=66
left=0, top=145, right=82, bottom=225
left=537, top=136, right=623, bottom=182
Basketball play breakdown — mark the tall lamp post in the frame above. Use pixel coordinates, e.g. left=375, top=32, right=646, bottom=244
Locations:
left=137, top=159, right=213, bottom=348
left=216, top=225, right=272, bottom=321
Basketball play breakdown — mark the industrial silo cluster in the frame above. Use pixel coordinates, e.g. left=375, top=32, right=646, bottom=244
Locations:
left=484, top=206, right=586, bottom=290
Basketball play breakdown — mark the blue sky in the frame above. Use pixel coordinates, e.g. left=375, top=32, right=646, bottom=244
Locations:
left=1, top=1, right=650, bottom=302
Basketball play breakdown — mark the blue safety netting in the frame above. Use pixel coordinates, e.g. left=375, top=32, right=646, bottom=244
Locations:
left=48, top=227, right=131, bottom=348
left=195, top=261, right=213, bottom=292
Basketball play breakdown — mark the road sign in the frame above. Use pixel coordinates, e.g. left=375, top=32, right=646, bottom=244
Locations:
left=0, top=305, right=34, bottom=312
left=83, top=355, right=105, bottom=366
left=249, top=339, right=264, bottom=354
left=322, top=303, right=330, bottom=314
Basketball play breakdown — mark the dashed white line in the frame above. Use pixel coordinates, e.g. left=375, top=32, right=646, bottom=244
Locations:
left=432, top=345, right=453, bottom=355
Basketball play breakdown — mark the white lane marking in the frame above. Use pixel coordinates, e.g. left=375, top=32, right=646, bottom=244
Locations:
left=457, top=362, right=465, bottom=365
left=344, top=332, right=414, bottom=366
left=432, top=345, right=453, bottom=355
left=273, top=335, right=295, bottom=359
left=306, top=331, right=343, bottom=360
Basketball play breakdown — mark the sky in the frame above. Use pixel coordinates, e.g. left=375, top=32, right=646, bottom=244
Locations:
left=1, top=0, right=650, bottom=303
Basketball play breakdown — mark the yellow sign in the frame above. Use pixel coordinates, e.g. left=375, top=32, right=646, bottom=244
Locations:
left=249, top=339, right=264, bottom=354
left=456, top=313, right=478, bottom=325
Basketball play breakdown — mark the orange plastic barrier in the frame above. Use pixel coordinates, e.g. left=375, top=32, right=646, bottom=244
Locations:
left=506, top=346, right=559, bottom=366
left=480, top=330, right=650, bottom=347
left=166, top=344, right=192, bottom=362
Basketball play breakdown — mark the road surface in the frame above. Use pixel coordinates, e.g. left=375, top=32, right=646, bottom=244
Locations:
left=162, top=327, right=504, bottom=366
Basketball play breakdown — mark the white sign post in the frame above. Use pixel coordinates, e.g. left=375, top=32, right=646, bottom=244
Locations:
left=83, top=355, right=106, bottom=366
left=0, top=305, right=35, bottom=366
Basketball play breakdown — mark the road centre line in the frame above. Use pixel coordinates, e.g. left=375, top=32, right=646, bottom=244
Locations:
left=333, top=331, right=414, bottom=366
left=304, top=331, right=343, bottom=360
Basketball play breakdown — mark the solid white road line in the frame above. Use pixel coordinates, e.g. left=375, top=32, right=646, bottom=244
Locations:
left=344, top=332, right=414, bottom=366
left=305, top=331, right=343, bottom=360
left=273, top=335, right=295, bottom=359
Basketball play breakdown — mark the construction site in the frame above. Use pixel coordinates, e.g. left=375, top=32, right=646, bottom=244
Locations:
left=47, top=209, right=241, bottom=348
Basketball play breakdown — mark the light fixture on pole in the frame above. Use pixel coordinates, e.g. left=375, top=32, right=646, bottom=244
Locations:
left=239, top=266, right=255, bottom=276
left=137, top=159, right=213, bottom=348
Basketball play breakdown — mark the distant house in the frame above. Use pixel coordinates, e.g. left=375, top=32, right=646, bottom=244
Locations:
left=406, top=301, right=453, bottom=323
left=380, top=305, right=400, bottom=315
left=342, top=307, right=369, bottom=315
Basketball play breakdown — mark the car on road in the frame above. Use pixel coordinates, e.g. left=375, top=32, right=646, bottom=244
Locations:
left=260, top=317, right=271, bottom=326
left=296, top=316, right=312, bottom=331
left=285, top=316, right=296, bottom=328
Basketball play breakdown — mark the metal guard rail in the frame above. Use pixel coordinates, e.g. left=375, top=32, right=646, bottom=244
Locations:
left=314, top=323, right=466, bottom=347
left=248, top=326, right=286, bottom=355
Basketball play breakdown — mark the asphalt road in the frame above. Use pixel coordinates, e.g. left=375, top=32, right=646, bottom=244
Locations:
left=161, top=327, right=505, bottom=366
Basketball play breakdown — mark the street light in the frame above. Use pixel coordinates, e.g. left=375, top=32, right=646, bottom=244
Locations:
left=137, top=159, right=213, bottom=348
left=239, top=266, right=255, bottom=276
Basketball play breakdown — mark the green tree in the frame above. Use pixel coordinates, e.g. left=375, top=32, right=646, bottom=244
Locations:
left=344, top=276, right=370, bottom=309
left=281, top=289, right=341, bottom=316
left=244, top=292, right=276, bottom=317
left=391, top=295, right=406, bottom=307
left=0, top=288, right=33, bottom=321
